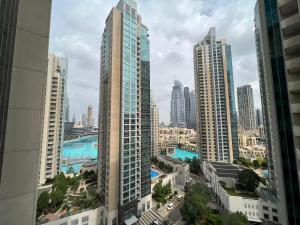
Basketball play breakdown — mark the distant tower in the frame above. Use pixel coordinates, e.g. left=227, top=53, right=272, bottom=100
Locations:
left=87, top=105, right=93, bottom=127
left=82, top=113, right=87, bottom=127
left=237, top=85, right=256, bottom=131
left=170, top=80, right=186, bottom=128
left=189, top=90, right=196, bottom=129
left=194, top=27, right=237, bottom=162
left=184, top=87, right=191, bottom=128
left=39, top=54, right=68, bottom=186
left=256, top=108, right=263, bottom=127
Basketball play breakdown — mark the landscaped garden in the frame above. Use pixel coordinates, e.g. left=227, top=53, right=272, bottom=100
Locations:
left=36, top=170, right=99, bottom=224
left=152, top=180, right=172, bottom=204
left=181, top=183, right=250, bottom=225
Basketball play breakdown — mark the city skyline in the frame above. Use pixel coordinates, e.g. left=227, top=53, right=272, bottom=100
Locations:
left=49, top=0, right=261, bottom=124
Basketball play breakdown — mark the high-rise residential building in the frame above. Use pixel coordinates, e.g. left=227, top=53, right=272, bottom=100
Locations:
left=256, top=108, right=263, bottom=127
left=189, top=90, right=196, bottom=129
left=87, top=105, right=93, bottom=127
left=151, top=99, right=159, bottom=157
left=237, top=85, right=256, bottom=131
left=184, top=87, right=191, bottom=128
left=0, top=1, right=52, bottom=224
left=194, top=27, right=236, bottom=162
left=255, top=0, right=300, bottom=224
left=98, top=0, right=151, bottom=224
left=72, top=113, right=76, bottom=123
left=38, top=54, right=68, bottom=186
left=170, top=80, right=186, bottom=128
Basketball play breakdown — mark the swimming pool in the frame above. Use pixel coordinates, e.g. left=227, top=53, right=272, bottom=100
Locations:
left=63, top=135, right=98, bottom=159
left=171, top=148, right=199, bottom=160
left=62, top=135, right=98, bottom=173
left=151, top=170, right=159, bottom=179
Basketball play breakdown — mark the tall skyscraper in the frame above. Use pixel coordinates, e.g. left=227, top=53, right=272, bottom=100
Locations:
left=98, top=0, right=151, bottom=224
left=0, top=1, right=52, bottom=224
left=237, top=85, right=256, bottom=131
left=184, top=87, right=191, bottom=128
left=87, top=105, right=93, bottom=127
left=194, top=27, right=235, bottom=162
left=256, top=108, right=263, bottom=127
left=255, top=0, right=300, bottom=224
left=189, top=90, right=196, bottom=129
left=225, top=44, right=239, bottom=160
left=39, top=54, right=68, bottom=186
left=82, top=113, right=87, bottom=127
left=151, top=99, right=159, bottom=157
left=170, top=80, right=186, bottom=128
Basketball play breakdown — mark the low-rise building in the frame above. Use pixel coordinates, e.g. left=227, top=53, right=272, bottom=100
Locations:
left=202, top=161, right=262, bottom=223
left=39, top=207, right=105, bottom=225
left=159, top=156, right=190, bottom=186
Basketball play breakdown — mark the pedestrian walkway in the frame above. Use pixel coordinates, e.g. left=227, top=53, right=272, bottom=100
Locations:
left=138, top=209, right=165, bottom=225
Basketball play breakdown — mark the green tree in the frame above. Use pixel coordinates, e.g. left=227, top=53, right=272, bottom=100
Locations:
left=66, top=166, right=75, bottom=174
left=206, top=213, right=222, bottom=225
left=50, top=189, right=65, bottom=209
left=189, top=158, right=200, bottom=174
left=238, top=157, right=253, bottom=168
left=253, top=160, right=260, bottom=169
left=222, top=212, right=250, bottom=225
left=238, top=169, right=260, bottom=192
left=181, top=184, right=212, bottom=225
left=36, top=192, right=50, bottom=217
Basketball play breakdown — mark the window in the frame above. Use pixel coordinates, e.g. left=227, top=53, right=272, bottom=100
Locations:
left=263, top=206, right=269, bottom=210
left=71, top=219, right=78, bottom=225
left=82, top=216, right=89, bottom=222
left=273, top=216, right=278, bottom=222
left=264, top=214, right=269, bottom=219
left=272, top=208, right=278, bottom=213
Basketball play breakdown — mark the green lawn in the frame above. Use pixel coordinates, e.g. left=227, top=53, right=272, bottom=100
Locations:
left=224, top=187, right=258, bottom=198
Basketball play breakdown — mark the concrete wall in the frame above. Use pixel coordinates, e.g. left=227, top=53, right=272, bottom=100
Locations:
left=0, top=1, right=52, bottom=225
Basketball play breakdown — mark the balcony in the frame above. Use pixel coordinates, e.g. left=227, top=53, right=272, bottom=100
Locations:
left=281, top=14, right=300, bottom=37
left=291, top=103, right=300, bottom=113
left=289, top=80, right=300, bottom=93
left=286, top=57, right=300, bottom=74
left=294, top=126, right=300, bottom=137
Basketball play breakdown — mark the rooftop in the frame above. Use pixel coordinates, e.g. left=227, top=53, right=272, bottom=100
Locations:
left=210, top=162, right=241, bottom=179
left=162, top=156, right=188, bottom=166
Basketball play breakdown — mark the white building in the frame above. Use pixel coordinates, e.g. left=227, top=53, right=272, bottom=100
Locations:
left=41, top=207, right=105, bottom=225
left=39, top=54, right=68, bottom=186
left=202, top=161, right=262, bottom=223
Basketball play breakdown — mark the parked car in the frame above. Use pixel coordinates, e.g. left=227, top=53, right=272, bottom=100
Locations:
left=177, top=194, right=183, bottom=201
left=152, top=219, right=159, bottom=225
left=166, top=202, right=174, bottom=210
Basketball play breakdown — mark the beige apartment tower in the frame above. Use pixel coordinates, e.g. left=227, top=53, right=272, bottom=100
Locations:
left=193, top=27, right=234, bottom=162
left=0, top=1, right=52, bottom=225
left=38, top=54, right=68, bottom=186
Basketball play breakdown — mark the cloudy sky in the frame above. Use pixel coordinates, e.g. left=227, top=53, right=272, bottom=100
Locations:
left=49, top=0, right=260, bottom=124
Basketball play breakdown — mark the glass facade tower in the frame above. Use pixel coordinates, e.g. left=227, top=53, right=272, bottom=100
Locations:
left=99, top=1, right=151, bottom=224
left=254, top=0, right=300, bottom=224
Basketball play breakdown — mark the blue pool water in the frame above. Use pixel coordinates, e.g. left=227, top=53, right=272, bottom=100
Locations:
left=63, top=135, right=98, bottom=158
left=62, top=135, right=98, bottom=173
left=151, top=170, right=159, bottom=179
left=171, top=148, right=199, bottom=160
